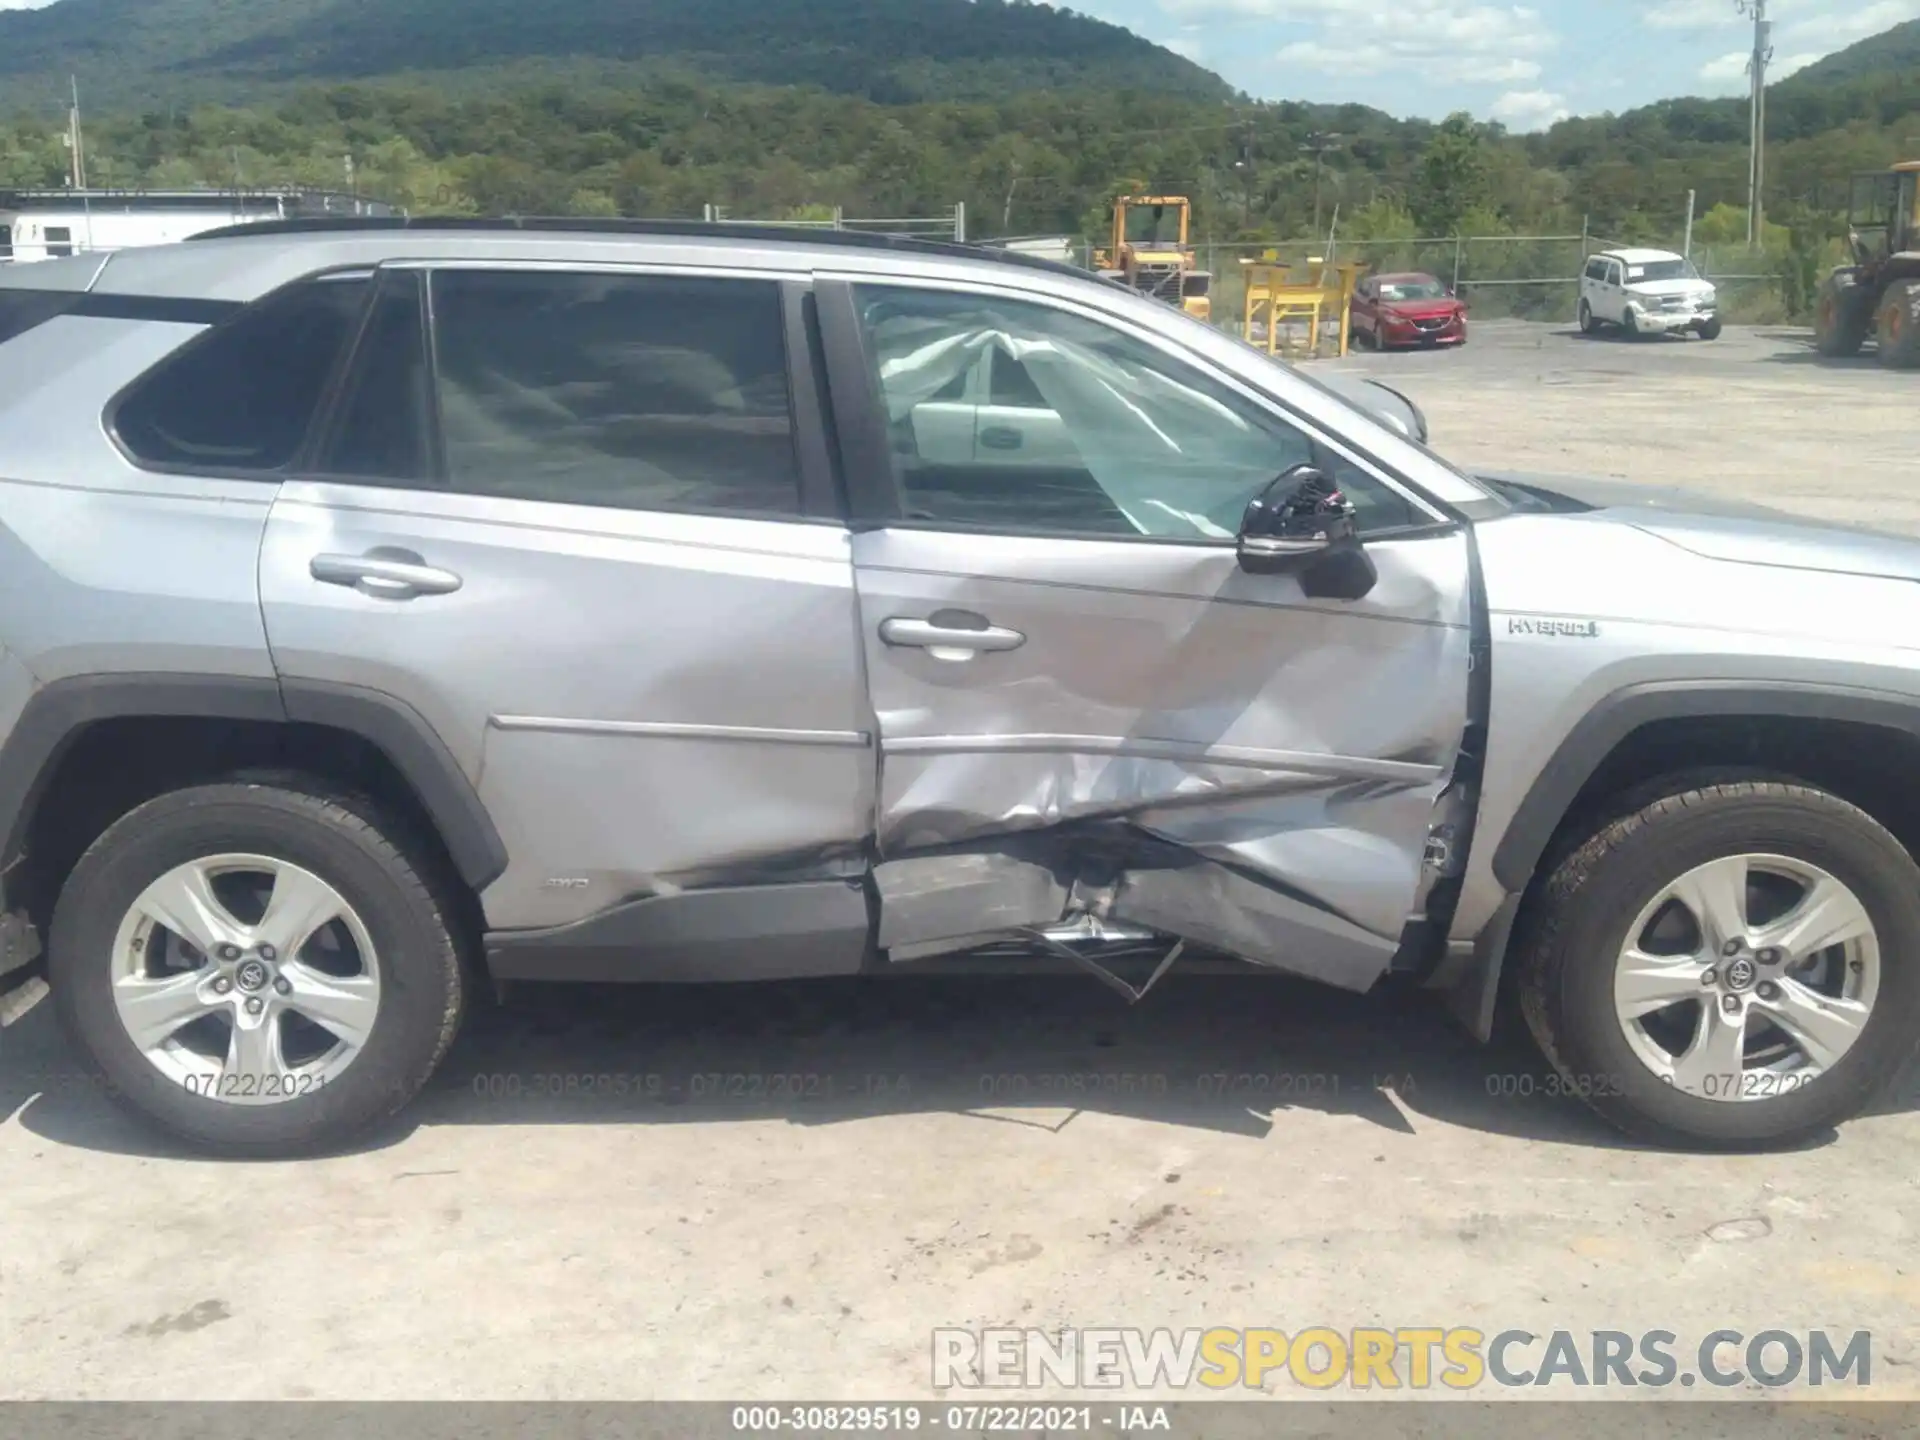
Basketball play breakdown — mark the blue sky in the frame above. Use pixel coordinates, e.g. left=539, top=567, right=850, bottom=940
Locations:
left=1, top=0, right=1914, bottom=130
left=1078, top=0, right=1918, bottom=127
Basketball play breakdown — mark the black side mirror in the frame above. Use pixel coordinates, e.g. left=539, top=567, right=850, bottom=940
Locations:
left=1237, top=465, right=1379, bottom=600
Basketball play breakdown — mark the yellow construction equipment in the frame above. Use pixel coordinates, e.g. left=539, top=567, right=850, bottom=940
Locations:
left=1814, top=159, right=1920, bottom=368
left=1093, top=195, right=1212, bottom=321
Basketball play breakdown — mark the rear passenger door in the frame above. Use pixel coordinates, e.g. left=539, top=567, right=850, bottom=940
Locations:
left=258, top=264, right=875, bottom=935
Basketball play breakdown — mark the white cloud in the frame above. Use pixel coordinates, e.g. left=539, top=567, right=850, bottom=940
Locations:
left=1768, top=0, right=1920, bottom=59
left=0, top=0, right=60, bottom=8
left=1458, top=57, right=1544, bottom=82
left=1699, top=48, right=1752, bottom=82
left=1490, top=89, right=1570, bottom=130
left=1161, top=35, right=1208, bottom=60
left=1771, top=49, right=1825, bottom=76
left=1256, top=0, right=1553, bottom=90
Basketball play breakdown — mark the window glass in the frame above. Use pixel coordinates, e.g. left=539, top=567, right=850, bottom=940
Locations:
left=115, top=273, right=370, bottom=473
left=429, top=270, right=800, bottom=516
left=44, top=227, right=73, bottom=259
left=316, top=272, right=433, bottom=483
left=854, top=285, right=1417, bottom=539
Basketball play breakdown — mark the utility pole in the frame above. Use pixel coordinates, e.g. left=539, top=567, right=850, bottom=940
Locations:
left=66, top=75, right=87, bottom=190
left=1300, top=132, right=1344, bottom=237
left=1737, top=0, right=1771, bottom=248
left=1236, top=119, right=1256, bottom=230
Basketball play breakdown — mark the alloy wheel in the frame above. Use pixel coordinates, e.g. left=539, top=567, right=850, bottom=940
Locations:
left=108, top=853, right=382, bottom=1104
left=1612, top=853, right=1878, bottom=1102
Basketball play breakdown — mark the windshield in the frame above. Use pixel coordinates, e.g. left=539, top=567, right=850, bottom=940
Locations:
left=1377, top=278, right=1448, bottom=301
left=1123, top=203, right=1184, bottom=245
left=1625, top=258, right=1698, bottom=283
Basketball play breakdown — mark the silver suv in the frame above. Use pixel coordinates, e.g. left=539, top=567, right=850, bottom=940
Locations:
left=1, top=219, right=1915, bottom=1156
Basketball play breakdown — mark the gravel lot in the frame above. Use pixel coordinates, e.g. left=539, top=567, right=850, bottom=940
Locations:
left=2, top=323, right=1917, bottom=1408
left=1331, top=319, right=1919, bottom=531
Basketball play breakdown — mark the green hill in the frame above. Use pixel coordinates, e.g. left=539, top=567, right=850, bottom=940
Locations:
left=0, top=0, right=1235, bottom=109
left=1782, top=17, right=1920, bottom=88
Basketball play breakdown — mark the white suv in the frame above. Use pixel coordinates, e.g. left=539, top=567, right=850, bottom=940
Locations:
left=1578, top=247, right=1721, bottom=340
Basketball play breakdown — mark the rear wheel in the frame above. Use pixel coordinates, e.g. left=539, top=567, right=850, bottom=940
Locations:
left=1876, top=280, right=1920, bottom=369
left=1516, top=781, right=1920, bottom=1150
left=50, top=780, right=466, bottom=1156
left=1814, top=271, right=1871, bottom=357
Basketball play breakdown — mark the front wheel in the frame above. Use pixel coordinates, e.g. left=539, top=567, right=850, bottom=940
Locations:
left=1622, top=307, right=1642, bottom=338
left=50, top=780, right=466, bottom=1156
left=1813, top=271, right=1871, bottom=357
left=1577, top=299, right=1598, bottom=335
left=1696, top=316, right=1723, bottom=341
left=1877, top=280, right=1920, bottom=370
left=1516, top=781, right=1920, bottom=1150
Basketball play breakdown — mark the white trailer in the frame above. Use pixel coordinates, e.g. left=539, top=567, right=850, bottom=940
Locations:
left=0, top=189, right=395, bottom=264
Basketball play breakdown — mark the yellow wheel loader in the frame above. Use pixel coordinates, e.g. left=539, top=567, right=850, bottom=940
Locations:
left=1814, top=161, right=1920, bottom=369
left=1093, top=195, right=1212, bottom=323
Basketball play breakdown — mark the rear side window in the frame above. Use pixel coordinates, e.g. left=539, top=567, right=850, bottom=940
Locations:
left=114, top=273, right=371, bottom=474
left=428, top=269, right=801, bottom=517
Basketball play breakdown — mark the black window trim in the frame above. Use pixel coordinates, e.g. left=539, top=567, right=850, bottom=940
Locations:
left=302, top=260, right=835, bottom=528
left=812, top=276, right=1462, bottom=547
left=102, top=266, right=379, bottom=484
left=298, top=265, right=444, bottom=489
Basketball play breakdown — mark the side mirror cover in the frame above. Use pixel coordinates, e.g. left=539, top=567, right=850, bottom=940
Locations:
left=1238, top=465, right=1378, bottom=599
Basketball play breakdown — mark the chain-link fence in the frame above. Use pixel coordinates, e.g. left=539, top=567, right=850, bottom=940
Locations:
left=1191, top=232, right=1782, bottom=335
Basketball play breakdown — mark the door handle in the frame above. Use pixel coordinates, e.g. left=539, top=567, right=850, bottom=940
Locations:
left=880, top=615, right=1026, bottom=658
left=311, top=549, right=463, bottom=601
left=979, top=426, right=1024, bottom=452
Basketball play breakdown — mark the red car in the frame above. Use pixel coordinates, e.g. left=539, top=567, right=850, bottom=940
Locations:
left=1351, top=272, right=1468, bottom=349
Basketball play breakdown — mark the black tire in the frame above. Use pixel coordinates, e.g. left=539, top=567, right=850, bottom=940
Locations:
left=1876, top=279, right=1920, bottom=370
left=50, top=780, right=466, bottom=1157
left=1577, top=298, right=1598, bottom=335
left=1696, top=316, right=1723, bottom=341
left=1814, top=271, right=1871, bottom=358
left=1515, top=781, right=1920, bottom=1151
left=1622, top=306, right=1641, bottom=339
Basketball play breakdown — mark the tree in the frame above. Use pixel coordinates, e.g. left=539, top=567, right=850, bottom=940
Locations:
left=1411, top=113, right=1490, bottom=236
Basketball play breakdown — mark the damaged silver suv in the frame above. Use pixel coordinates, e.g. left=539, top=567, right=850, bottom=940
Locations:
left=2, top=219, right=1917, bottom=1156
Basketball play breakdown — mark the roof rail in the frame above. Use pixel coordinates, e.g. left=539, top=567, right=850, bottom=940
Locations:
left=185, top=214, right=1095, bottom=281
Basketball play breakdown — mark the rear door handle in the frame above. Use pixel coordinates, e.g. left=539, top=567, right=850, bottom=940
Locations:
left=311, top=548, right=463, bottom=601
left=880, top=615, right=1026, bottom=659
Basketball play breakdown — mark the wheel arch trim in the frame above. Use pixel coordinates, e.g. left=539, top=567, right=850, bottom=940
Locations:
left=1451, top=678, right=1920, bottom=1042
left=0, top=673, right=508, bottom=896
left=1492, top=679, right=1920, bottom=893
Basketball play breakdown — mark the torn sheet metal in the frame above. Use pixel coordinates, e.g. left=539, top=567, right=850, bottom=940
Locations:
left=856, top=528, right=1473, bottom=991
left=875, top=845, right=1067, bottom=962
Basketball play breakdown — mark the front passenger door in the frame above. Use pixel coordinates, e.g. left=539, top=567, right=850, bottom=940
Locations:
left=827, top=281, right=1475, bottom=990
